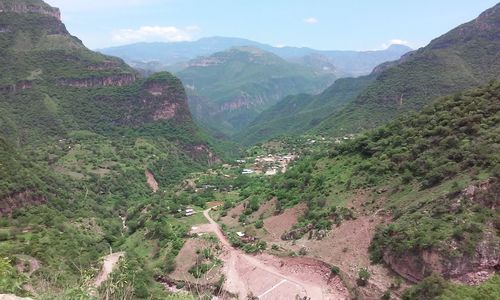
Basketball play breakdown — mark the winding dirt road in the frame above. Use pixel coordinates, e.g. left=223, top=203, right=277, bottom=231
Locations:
left=195, top=208, right=348, bottom=299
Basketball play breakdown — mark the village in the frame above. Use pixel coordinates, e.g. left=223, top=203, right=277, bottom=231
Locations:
left=239, top=152, right=298, bottom=176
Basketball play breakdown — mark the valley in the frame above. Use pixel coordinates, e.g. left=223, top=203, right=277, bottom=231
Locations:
left=0, top=1, right=499, bottom=300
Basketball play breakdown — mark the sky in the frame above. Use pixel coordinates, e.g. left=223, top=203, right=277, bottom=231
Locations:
left=44, top=0, right=499, bottom=50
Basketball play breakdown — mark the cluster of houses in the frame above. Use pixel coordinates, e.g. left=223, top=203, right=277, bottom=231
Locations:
left=239, top=153, right=297, bottom=176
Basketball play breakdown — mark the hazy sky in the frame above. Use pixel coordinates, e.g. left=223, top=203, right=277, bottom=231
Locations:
left=45, top=0, right=498, bottom=50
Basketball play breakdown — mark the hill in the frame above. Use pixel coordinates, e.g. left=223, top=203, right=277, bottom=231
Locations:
left=98, top=36, right=411, bottom=76
left=241, top=3, right=500, bottom=145
left=177, top=46, right=338, bottom=135
left=236, top=74, right=375, bottom=145
left=232, top=81, right=499, bottom=298
left=314, top=2, right=500, bottom=136
left=0, top=1, right=223, bottom=298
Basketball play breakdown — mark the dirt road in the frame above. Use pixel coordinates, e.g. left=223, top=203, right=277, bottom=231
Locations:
left=197, top=208, right=348, bottom=299
left=94, top=251, right=125, bottom=287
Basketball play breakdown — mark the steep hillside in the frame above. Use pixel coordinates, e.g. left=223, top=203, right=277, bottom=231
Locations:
left=233, top=81, right=499, bottom=297
left=236, top=74, right=375, bottom=145
left=99, top=36, right=411, bottom=76
left=177, top=46, right=337, bottom=135
left=314, top=3, right=500, bottom=136
left=0, top=1, right=222, bottom=298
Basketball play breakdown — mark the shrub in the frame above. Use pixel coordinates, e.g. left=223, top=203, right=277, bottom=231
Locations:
left=357, top=268, right=371, bottom=286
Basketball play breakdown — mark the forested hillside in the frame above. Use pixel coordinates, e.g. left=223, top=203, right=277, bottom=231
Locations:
left=242, top=3, right=500, bottom=145
left=314, top=3, right=500, bottom=136
left=0, top=1, right=222, bottom=298
left=235, top=81, right=499, bottom=297
left=178, top=46, right=338, bottom=135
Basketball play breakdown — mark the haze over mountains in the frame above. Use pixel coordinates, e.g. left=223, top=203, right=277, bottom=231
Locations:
left=99, top=37, right=412, bottom=76
left=100, top=38, right=412, bottom=136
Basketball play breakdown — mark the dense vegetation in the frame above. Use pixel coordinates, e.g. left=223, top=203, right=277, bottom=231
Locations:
left=178, top=46, right=338, bottom=135
left=313, top=3, right=500, bottom=136
left=0, top=2, right=221, bottom=298
left=240, top=3, right=500, bottom=145
left=237, top=81, right=499, bottom=267
left=236, top=74, right=375, bottom=145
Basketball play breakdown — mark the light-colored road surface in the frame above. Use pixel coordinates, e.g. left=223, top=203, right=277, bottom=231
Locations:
left=94, top=251, right=125, bottom=287
left=199, top=208, right=343, bottom=299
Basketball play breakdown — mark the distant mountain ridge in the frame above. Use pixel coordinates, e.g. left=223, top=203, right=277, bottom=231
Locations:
left=98, top=37, right=412, bottom=76
left=176, top=46, right=338, bottom=135
left=239, top=2, right=500, bottom=144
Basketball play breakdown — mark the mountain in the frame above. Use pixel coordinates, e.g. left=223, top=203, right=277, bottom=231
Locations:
left=241, top=3, right=500, bottom=144
left=236, top=74, right=375, bottom=145
left=0, top=1, right=222, bottom=297
left=313, top=3, right=500, bottom=136
left=177, top=46, right=338, bottom=135
left=237, top=81, right=499, bottom=297
left=98, top=37, right=412, bottom=76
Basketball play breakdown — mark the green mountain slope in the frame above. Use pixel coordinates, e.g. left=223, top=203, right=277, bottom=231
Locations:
left=176, top=46, right=338, bottom=135
left=0, top=1, right=222, bottom=298
left=236, top=74, right=375, bottom=145
left=314, top=3, right=500, bottom=136
left=241, top=81, right=499, bottom=287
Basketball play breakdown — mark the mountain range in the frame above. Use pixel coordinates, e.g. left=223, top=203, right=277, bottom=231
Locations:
left=98, top=37, right=412, bottom=76
left=239, top=2, right=500, bottom=144
left=177, top=46, right=339, bottom=135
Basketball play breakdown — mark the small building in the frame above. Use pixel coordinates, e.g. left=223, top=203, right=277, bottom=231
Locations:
left=185, top=209, right=194, bottom=216
left=236, top=232, right=245, bottom=237
left=242, top=169, right=255, bottom=175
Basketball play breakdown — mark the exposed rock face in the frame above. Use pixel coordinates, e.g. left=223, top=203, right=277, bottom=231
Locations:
left=140, top=76, right=192, bottom=122
left=0, top=80, right=33, bottom=94
left=0, top=190, right=47, bottom=216
left=383, top=231, right=499, bottom=283
left=187, top=144, right=221, bottom=165
left=383, top=179, right=500, bottom=284
left=57, top=73, right=136, bottom=88
left=0, top=1, right=61, bottom=20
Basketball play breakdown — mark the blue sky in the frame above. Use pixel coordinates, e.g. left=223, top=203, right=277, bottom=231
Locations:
left=45, top=0, right=498, bottom=50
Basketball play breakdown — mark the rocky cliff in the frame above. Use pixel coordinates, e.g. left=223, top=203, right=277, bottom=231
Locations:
left=58, top=73, right=136, bottom=88
left=0, top=190, right=47, bottom=216
left=0, top=0, right=60, bottom=20
left=382, top=179, right=500, bottom=284
left=139, top=73, right=192, bottom=123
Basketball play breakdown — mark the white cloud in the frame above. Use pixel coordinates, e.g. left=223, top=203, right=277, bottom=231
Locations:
left=304, top=17, right=319, bottom=24
left=377, top=39, right=411, bottom=50
left=111, top=26, right=201, bottom=44
left=389, top=39, right=410, bottom=46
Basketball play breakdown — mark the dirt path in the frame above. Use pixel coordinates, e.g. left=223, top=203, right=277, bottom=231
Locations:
left=201, top=208, right=348, bottom=299
left=145, top=170, right=159, bottom=193
left=94, top=252, right=125, bottom=287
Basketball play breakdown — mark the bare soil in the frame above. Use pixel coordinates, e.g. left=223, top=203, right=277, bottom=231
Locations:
left=145, top=170, right=159, bottom=192
left=262, top=190, right=409, bottom=299
left=170, top=238, right=223, bottom=285
left=94, top=252, right=125, bottom=287
left=263, top=202, right=306, bottom=241
left=219, top=202, right=245, bottom=227
left=199, top=208, right=349, bottom=299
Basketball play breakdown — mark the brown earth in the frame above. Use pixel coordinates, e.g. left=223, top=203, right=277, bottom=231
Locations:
left=220, top=202, right=245, bottom=227
left=247, top=198, right=277, bottom=223
left=145, top=170, right=159, bottom=193
left=94, top=252, right=125, bottom=287
left=261, top=190, right=409, bottom=299
left=199, top=208, right=350, bottom=299
left=263, top=202, right=306, bottom=241
left=170, top=238, right=223, bottom=285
